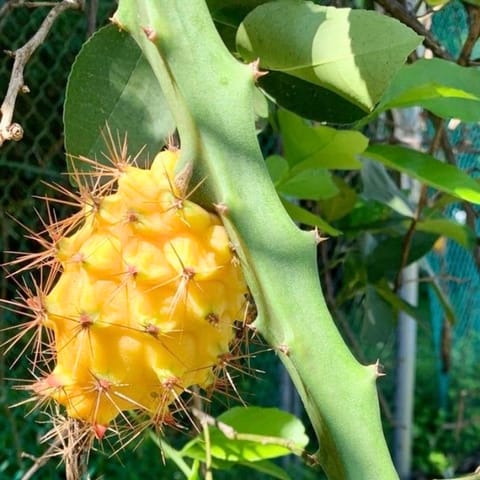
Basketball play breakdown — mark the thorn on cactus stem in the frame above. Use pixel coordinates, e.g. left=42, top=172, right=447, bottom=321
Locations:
left=142, top=26, right=157, bottom=42
left=313, top=228, right=328, bottom=245
left=214, top=203, right=228, bottom=216
left=277, top=344, right=290, bottom=356
left=249, top=58, right=268, bottom=82
left=109, top=15, right=125, bottom=30
left=372, top=359, right=386, bottom=378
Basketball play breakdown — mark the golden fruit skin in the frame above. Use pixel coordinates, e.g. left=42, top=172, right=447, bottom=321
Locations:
left=43, top=150, right=246, bottom=428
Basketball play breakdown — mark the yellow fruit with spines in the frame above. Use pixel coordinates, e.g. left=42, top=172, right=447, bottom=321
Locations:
left=39, top=148, right=247, bottom=436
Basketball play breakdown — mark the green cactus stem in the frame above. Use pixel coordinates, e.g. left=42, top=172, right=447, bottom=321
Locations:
left=114, top=2, right=399, bottom=478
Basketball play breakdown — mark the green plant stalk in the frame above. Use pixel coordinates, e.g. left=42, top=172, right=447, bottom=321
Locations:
left=115, top=2, right=398, bottom=478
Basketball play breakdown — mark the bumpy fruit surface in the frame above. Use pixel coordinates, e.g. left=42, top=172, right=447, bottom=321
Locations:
left=36, top=149, right=247, bottom=432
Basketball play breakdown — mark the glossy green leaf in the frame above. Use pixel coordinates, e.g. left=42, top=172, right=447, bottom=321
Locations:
left=362, top=285, right=397, bottom=344
left=282, top=198, right=342, bottom=235
left=420, top=259, right=456, bottom=325
left=377, top=58, right=480, bottom=121
left=207, top=0, right=270, bottom=51
left=258, top=71, right=367, bottom=125
left=338, top=199, right=403, bottom=234
left=361, top=160, right=413, bottom=217
left=373, top=279, right=422, bottom=321
left=413, top=218, right=475, bottom=249
left=181, top=407, right=309, bottom=464
left=237, top=0, right=421, bottom=111
left=279, top=109, right=367, bottom=171
left=64, top=25, right=175, bottom=168
left=317, top=176, right=358, bottom=221
left=364, top=144, right=480, bottom=204
left=366, top=232, right=438, bottom=282
left=239, top=459, right=292, bottom=480
left=148, top=432, right=196, bottom=478
left=278, top=169, right=338, bottom=200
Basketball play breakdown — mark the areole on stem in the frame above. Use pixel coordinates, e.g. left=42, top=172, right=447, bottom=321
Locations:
left=114, top=1, right=399, bottom=479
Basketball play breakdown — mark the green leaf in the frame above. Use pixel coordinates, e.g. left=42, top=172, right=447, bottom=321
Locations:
left=413, top=218, right=475, bottom=249
left=266, top=155, right=289, bottom=184
left=373, top=279, right=422, bottom=321
left=148, top=432, right=195, bottom=479
left=258, top=71, right=367, bottom=125
left=182, top=407, right=309, bottom=464
left=239, top=459, right=292, bottom=480
left=425, top=0, right=450, bottom=5
left=207, top=0, right=271, bottom=51
left=366, top=232, right=438, bottom=282
left=361, top=160, right=413, bottom=217
left=362, top=285, right=397, bottom=343
left=237, top=0, right=421, bottom=111
left=279, top=109, right=367, bottom=171
left=420, top=258, right=456, bottom=324
left=64, top=24, right=175, bottom=168
left=364, top=144, right=480, bottom=204
left=377, top=58, right=480, bottom=122
left=317, top=176, right=358, bottom=221
left=278, top=169, right=339, bottom=200
left=338, top=199, right=402, bottom=234
left=281, top=198, right=342, bottom=236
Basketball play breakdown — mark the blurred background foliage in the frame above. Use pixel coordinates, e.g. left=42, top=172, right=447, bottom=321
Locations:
left=0, top=1, right=479, bottom=479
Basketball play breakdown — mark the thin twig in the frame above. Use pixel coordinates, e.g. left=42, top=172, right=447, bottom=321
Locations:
left=86, top=0, right=98, bottom=38
left=458, top=4, right=480, bottom=67
left=374, top=0, right=452, bottom=60
left=0, top=0, right=83, bottom=147
left=393, top=116, right=444, bottom=292
left=20, top=440, right=60, bottom=480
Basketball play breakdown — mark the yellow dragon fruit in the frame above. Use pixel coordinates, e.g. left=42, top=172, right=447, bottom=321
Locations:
left=8, top=146, right=247, bottom=439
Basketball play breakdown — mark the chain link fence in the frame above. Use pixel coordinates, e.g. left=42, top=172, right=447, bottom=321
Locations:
left=0, top=4, right=120, bottom=477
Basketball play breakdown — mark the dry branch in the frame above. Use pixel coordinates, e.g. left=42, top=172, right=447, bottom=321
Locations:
left=0, top=0, right=83, bottom=147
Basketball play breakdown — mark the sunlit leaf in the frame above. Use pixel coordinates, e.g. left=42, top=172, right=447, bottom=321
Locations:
left=282, top=198, right=342, bottom=235
left=279, top=109, right=367, bottom=171
left=364, top=144, right=480, bottom=204
left=377, top=58, right=480, bottom=122
left=237, top=0, right=421, bottom=111
left=317, top=176, right=358, bottom=221
left=181, top=407, right=309, bottom=464
left=413, top=218, right=475, bottom=250
left=361, top=160, right=413, bottom=217
left=278, top=169, right=339, bottom=200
